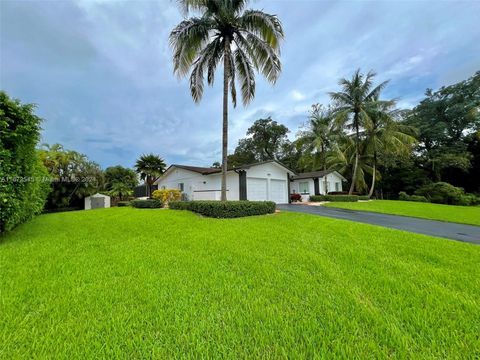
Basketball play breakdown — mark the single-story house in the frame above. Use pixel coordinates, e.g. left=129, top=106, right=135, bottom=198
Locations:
left=290, top=170, right=347, bottom=202
left=154, top=160, right=346, bottom=204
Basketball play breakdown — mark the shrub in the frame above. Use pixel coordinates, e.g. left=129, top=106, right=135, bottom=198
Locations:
left=310, top=195, right=358, bottom=202
left=415, top=182, right=464, bottom=205
left=457, top=194, right=480, bottom=206
left=169, top=201, right=275, bottom=218
left=358, top=195, right=370, bottom=201
left=0, top=92, right=51, bottom=233
left=117, top=201, right=130, bottom=207
left=309, top=195, right=326, bottom=202
left=130, top=199, right=162, bottom=208
left=399, top=191, right=428, bottom=202
left=152, top=189, right=181, bottom=206
left=169, top=201, right=193, bottom=211
left=290, top=193, right=302, bottom=202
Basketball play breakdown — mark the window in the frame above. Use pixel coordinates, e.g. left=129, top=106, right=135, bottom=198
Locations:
left=299, top=182, right=309, bottom=194
left=178, top=183, right=184, bottom=192
left=335, top=182, right=340, bottom=191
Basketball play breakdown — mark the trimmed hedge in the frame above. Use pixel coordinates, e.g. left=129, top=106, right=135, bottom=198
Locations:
left=1, top=92, right=51, bottom=233
left=310, top=195, right=359, bottom=202
left=358, top=195, right=370, bottom=201
left=117, top=201, right=130, bottom=207
left=130, top=199, right=162, bottom=208
left=169, top=200, right=276, bottom=218
left=399, top=191, right=428, bottom=203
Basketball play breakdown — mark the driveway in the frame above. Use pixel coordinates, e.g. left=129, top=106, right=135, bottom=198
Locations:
left=277, top=204, right=480, bottom=245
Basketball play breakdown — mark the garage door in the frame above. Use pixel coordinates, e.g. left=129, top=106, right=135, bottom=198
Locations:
left=270, top=179, right=287, bottom=204
left=247, top=178, right=267, bottom=201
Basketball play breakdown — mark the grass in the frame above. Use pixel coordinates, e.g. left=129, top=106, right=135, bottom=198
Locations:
left=323, top=200, right=480, bottom=226
left=1, top=208, right=479, bottom=358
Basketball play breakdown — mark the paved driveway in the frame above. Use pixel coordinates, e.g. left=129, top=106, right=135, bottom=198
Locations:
left=277, top=204, right=480, bottom=245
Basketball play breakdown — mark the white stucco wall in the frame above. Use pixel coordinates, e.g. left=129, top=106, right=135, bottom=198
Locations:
left=291, top=172, right=345, bottom=200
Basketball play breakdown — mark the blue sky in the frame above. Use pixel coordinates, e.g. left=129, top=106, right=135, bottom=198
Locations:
left=1, top=0, right=479, bottom=168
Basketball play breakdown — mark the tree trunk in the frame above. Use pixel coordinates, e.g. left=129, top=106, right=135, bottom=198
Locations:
left=368, top=157, right=376, bottom=198
left=349, top=113, right=360, bottom=195
left=323, top=145, right=328, bottom=195
left=221, top=39, right=230, bottom=201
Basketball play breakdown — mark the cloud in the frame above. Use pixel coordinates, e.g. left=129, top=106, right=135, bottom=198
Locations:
left=1, top=0, right=479, bottom=168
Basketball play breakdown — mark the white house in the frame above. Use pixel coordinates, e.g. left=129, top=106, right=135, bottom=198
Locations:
left=290, top=170, right=347, bottom=202
left=154, top=160, right=346, bottom=204
left=155, top=160, right=294, bottom=204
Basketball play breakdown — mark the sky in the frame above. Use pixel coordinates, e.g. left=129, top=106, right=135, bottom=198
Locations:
left=1, top=0, right=479, bottom=169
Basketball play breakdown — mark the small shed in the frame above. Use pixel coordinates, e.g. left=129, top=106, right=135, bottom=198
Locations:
left=84, top=193, right=111, bottom=210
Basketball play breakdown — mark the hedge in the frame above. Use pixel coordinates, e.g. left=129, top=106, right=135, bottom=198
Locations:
left=0, top=92, right=51, bottom=233
left=130, top=199, right=162, bottom=208
left=117, top=201, right=130, bottom=207
left=169, top=201, right=276, bottom=218
left=310, top=195, right=359, bottom=202
left=399, top=191, right=428, bottom=203
left=358, top=195, right=371, bottom=201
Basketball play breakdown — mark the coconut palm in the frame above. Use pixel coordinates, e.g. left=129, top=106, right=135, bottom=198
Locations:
left=170, top=0, right=284, bottom=200
left=363, top=101, right=417, bottom=197
left=135, top=154, right=166, bottom=197
left=329, top=69, right=388, bottom=194
left=297, top=104, right=338, bottom=193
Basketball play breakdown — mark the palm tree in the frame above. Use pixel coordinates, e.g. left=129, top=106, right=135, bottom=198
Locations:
left=363, top=101, right=417, bottom=197
left=107, top=182, right=133, bottom=201
left=297, top=104, right=338, bottom=193
left=170, top=0, right=284, bottom=200
left=329, top=69, right=388, bottom=194
left=135, top=154, right=166, bottom=197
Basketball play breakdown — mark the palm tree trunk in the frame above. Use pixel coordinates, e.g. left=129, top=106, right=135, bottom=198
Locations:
left=349, top=115, right=360, bottom=195
left=368, top=154, right=376, bottom=198
left=221, top=39, right=230, bottom=201
left=323, top=145, right=328, bottom=195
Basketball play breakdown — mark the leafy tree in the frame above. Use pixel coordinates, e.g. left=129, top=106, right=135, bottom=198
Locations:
left=170, top=0, right=284, bottom=200
left=246, top=117, right=289, bottom=161
left=227, top=138, right=257, bottom=168
left=104, top=166, right=137, bottom=191
left=405, top=71, right=480, bottom=182
left=39, top=144, right=104, bottom=209
left=135, top=154, right=166, bottom=197
left=330, top=69, right=388, bottom=194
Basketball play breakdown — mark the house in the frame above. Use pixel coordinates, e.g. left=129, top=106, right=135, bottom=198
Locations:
left=154, top=160, right=346, bottom=204
left=290, top=170, right=346, bottom=201
left=155, top=160, right=294, bottom=204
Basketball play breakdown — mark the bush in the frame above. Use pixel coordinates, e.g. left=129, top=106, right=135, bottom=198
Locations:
left=310, top=195, right=358, bottom=202
left=117, top=201, right=130, bottom=207
left=130, top=199, right=162, bottom=208
left=290, top=193, right=302, bottom=202
left=358, top=195, right=370, bottom=201
left=457, top=194, right=480, bottom=206
left=309, top=195, right=326, bottom=202
left=0, top=92, right=51, bottom=233
left=169, top=201, right=276, bottom=218
left=415, top=182, right=465, bottom=205
left=399, top=191, right=428, bottom=202
left=152, top=189, right=181, bottom=206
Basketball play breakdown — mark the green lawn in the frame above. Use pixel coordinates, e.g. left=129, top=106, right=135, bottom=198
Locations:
left=323, top=200, right=480, bottom=226
left=1, top=208, right=479, bottom=358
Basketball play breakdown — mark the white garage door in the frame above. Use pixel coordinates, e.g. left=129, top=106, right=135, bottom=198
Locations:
left=270, top=179, right=287, bottom=204
left=247, top=177, right=267, bottom=201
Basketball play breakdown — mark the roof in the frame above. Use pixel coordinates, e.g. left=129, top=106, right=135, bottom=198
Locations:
left=232, top=160, right=296, bottom=174
left=165, top=160, right=295, bottom=176
left=291, top=170, right=335, bottom=180
left=168, top=164, right=222, bottom=175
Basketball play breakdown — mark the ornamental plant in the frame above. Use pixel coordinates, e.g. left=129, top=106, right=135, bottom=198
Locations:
left=152, top=189, right=181, bottom=206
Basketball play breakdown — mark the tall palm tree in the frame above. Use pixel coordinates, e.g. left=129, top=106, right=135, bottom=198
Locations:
left=297, top=104, right=338, bottom=193
left=364, top=101, right=417, bottom=197
left=135, top=154, right=166, bottom=197
left=170, top=0, right=284, bottom=200
left=329, top=69, right=388, bottom=194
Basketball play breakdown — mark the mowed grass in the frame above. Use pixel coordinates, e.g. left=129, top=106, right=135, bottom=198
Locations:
left=1, top=208, right=479, bottom=359
left=324, top=200, right=480, bottom=226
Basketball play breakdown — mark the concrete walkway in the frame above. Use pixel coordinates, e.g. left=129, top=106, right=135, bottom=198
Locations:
left=277, top=204, right=480, bottom=245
